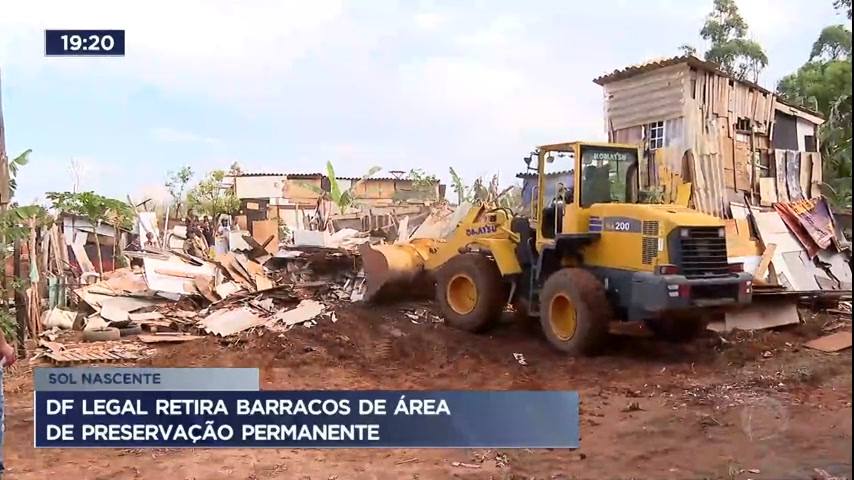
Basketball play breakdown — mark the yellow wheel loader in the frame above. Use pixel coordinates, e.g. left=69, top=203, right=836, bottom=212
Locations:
left=359, top=141, right=754, bottom=355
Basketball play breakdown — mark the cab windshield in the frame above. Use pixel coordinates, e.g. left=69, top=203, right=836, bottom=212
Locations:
left=578, top=146, right=638, bottom=207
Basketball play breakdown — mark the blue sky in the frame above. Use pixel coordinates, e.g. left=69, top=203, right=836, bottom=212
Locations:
left=1, top=0, right=846, bottom=205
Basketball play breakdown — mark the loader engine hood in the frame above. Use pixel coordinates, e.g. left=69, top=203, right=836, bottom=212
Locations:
left=586, top=203, right=725, bottom=234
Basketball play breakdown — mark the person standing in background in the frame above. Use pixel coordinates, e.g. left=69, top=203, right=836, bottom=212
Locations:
left=215, top=218, right=231, bottom=256
left=0, top=328, right=19, bottom=477
left=201, top=218, right=215, bottom=257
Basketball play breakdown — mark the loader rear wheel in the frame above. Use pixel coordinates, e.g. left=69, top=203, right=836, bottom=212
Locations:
left=539, top=268, right=611, bottom=356
left=436, top=253, right=507, bottom=333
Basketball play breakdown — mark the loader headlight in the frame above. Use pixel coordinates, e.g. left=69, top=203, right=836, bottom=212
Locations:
left=680, top=229, right=690, bottom=238
left=717, top=227, right=726, bottom=238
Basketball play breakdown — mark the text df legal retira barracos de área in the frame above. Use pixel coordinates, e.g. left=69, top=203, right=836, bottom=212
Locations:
left=45, top=395, right=451, bottom=443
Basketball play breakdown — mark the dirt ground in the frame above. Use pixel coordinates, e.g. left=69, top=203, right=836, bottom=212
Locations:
left=4, top=302, right=852, bottom=480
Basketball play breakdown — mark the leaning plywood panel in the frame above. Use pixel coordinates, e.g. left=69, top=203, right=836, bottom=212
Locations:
left=751, top=209, right=821, bottom=292
left=799, top=151, right=813, bottom=197
left=759, top=177, right=778, bottom=206
left=809, top=152, right=823, bottom=198
left=785, top=150, right=805, bottom=201
left=734, top=136, right=751, bottom=192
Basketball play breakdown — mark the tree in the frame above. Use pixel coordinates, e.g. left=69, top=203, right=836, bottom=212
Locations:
left=448, top=167, right=473, bottom=205
left=186, top=170, right=240, bottom=218
left=834, top=0, right=852, bottom=19
left=0, top=150, right=49, bottom=344
left=228, top=162, right=244, bottom=176
left=46, top=191, right=135, bottom=273
left=701, top=0, right=768, bottom=81
left=776, top=0, right=852, bottom=208
left=299, top=161, right=382, bottom=215
left=683, top=0, right=769, bottom=82
left=395, top=169, right=440, bottom=203
left=678, top=44, right=697, bottom=56
left=165, top=166, right=194, bottom=217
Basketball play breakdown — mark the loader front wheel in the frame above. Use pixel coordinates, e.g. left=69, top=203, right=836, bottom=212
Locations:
left=539, top=268, right=611, bottom=356
left=436, top=253, right=507, bottom=333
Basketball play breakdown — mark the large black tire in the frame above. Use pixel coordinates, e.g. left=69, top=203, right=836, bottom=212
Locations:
left=539, top=268, right=611, bottom=355
left=83, top=327, right=121, bottom=342
left=645, top=318, right=708, bottom=343
left=119, top=323, right=143, bottom=337
left=435, top=253, right=507, bottom=333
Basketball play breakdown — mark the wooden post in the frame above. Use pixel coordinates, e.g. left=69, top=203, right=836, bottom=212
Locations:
left=12, top=238, right=26, bottom=356
left=0, top=68, right=10, bottom=303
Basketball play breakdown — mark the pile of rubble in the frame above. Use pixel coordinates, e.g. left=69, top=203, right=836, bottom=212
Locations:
left=34, top=233, right=369, bottom=366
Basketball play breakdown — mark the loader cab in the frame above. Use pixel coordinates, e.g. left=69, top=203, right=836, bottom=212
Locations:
left=533, top=142, right=641, bottom=248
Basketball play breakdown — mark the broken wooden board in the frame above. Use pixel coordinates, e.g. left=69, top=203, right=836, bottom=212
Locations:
left=128, top=311, right=164, bottom=321
left=138, top=334, right=205, bottom=343
left=803, top=331, right=853, bottom=352
left=215, top=281, right=243, bottom=299
left=193, top=275, right=220, bottom=303
left=45, top=347, right=140, bottom=365
left=758, top=177, right=778, bottom=206
left=713, top=301, right=801, bottom=332
left=198, top=306, right=264, bottom=336
left=99, top=296, right=168, bottom=322
left=267, top=300, right=325, bottom=329
left=251, top=219, right=279, bottom=255
left=143, top=256, right=217, bottom=296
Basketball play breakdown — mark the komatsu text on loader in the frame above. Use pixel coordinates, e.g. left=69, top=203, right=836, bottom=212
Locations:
left=359, top=142, right=754, bottom=355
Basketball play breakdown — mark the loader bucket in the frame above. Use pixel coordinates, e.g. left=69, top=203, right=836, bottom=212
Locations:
left=358, top=239, right=439, bottom=302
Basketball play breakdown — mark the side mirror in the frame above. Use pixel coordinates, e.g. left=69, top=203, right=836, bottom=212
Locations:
left=524, top=156, right=532, bottom=167
left=546, top=156, right=555, bottom=164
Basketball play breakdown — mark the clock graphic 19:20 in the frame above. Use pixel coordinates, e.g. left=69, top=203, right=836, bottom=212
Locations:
left=44, top=30, right=125, bottom=57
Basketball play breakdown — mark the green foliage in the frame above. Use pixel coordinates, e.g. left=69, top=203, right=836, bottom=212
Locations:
left=8, top=149, right=31, bottom=198
left=681, top=0, right=768, bottom=81
left=698, top=0, right=769, bottom=82
left=448, top=167, right=473, bottom=205
left=165, top=166, right=194, bottom=215
left=776, top=0, right=852, bottom=209
left=299, top=161, right=382, bottom=215
left=834, top=0, right=852, bottom=19
left=404, top=169, right=440, bottom=202
left=186, top=169, right=241, bottom=217
left=46, top=191, right=134, bottom=229
left=678, top=44, right=697, bottom=56
left=228, top=162, right=244, bottom=176
left=0, top=310, right=17, bottom=345
left=496, top=184, right=523, bottom=210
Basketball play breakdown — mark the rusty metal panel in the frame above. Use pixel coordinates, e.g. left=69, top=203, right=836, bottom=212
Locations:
left=603, top=64, right=688, bottom=131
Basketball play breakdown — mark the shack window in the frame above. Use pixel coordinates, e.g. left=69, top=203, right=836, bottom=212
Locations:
left=804, top=135, right=817, bottom=152
left=646, top=121, right=665, bottom=150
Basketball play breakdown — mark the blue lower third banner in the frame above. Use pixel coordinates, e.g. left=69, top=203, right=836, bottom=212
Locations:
left=35, top=390, right=579, bottom=448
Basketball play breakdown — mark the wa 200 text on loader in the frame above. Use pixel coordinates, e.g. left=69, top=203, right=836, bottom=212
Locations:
left=359, top=141, right=754, bottom=355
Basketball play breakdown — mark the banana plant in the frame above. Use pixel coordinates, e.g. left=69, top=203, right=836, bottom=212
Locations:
left=8, top=149, right=31, bottom=198
left=299, top=161, right=382, bottom=215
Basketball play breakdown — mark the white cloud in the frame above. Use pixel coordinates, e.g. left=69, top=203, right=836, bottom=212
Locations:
left=1, top=0, right=350, bottom=103
left=151, top=127, right=221, bottom=145
left=413, top=13, right=448, bottom=30
left=3, top=0, right=844, bottom=196
left=135, top=184, right=172, bottom=204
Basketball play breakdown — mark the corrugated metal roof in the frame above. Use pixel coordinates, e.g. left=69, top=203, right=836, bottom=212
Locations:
left=592, top=55, right=773, bottom=95
left=516, top=170, right=573, bottom=178
left=237, top=172, right=323, bottom=178
left=594, top=55, right=825, bottom=121
left=236, top=172, right=438, bottom=182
